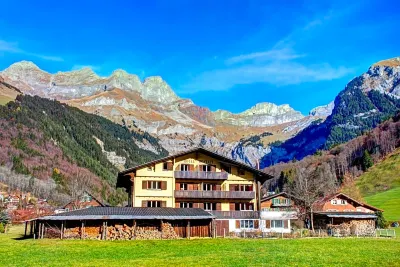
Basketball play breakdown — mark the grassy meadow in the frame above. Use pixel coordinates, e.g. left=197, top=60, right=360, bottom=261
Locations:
left=353, top=148, right=400, bottom=222
left=1, top=225, right=400, bottom=267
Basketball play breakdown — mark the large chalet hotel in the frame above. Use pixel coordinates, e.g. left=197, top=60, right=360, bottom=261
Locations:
left=116, top=147, right=271, bottom=233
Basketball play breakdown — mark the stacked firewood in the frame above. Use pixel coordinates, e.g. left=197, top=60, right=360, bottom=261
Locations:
left=107, top=224, right=134, bottom=240
left=160, top=222, right=179, bottom=239
left=328, top=220, right=375, bottom=237
left=105, top=223, right=179, bottom=240
left=64, top=227, right=81, bottom=239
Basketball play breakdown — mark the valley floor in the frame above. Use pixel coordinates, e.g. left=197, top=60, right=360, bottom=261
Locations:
left=1, top=225, right=400, bottom=267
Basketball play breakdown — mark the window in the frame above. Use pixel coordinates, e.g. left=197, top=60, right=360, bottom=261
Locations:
left=238, top=184, right=253, bottom=192
left=236, top=202, right=254, bottom=211
left=238, top=168, right=245, bottom=175
left=272, top=198, right=290, bottom=205
left=340, top=200, right=347, bottom=205
left=326, top=209, right=338, bottom=212
left=356, top=208, right=363, bottom=212
left=199, top=165, right=213, bottom=172
left=271, top=220, right=283, bottom=228
left=204, top=202, right=216, bottom=210
left=147, top=201, right=161, bottom=207
left=240, top=220, right=254, bottom=229
left=203, top=183, right=212, bottom=191
left=180, top=202, right=193, bottom=208
left=148, top=181, right=162, bottom=190
left=221, top=164, right=231, bottom=173
left=331, top=199, right=338, bottom=205
left=180, top=183, right=188, bottom=190
left=180, top=164, right=191, bottom=171
left=163, top=161, right=173, bottom=171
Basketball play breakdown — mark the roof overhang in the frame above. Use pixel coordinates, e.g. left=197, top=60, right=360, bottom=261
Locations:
left=315, top=212, right=377, bottom=219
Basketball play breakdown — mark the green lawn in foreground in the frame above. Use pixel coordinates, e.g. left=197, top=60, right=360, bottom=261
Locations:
left=365, top=187, right=400, bottom=222
left=1, top=226, right=400, bottom=267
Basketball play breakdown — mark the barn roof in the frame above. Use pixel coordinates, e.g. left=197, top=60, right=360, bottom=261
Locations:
left=36, top=207, right=214, bottom=221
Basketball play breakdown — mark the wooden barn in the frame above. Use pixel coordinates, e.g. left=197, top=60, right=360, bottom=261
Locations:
left=28, top=207, right=215, bottom=240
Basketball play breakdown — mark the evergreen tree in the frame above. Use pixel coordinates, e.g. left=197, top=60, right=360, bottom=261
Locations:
left=362, top=150, right=373, bottom=171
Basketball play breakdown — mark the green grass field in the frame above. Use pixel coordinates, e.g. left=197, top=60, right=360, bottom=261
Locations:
left=353, top=148, right=400, bottom=222
left=1, top=226, right=400, bottom=266
left=365, top=187, right=400, bottom=221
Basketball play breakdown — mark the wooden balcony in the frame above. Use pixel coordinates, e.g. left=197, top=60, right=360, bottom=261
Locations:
left=174, top=171, right=228, bottom=180
left=209, top=210, right=260, bottom=219
left=174, top=190, right=255, bottom=199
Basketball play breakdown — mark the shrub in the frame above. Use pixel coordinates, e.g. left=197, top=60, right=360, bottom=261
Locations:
left=0, top=223, right=4, bottom=233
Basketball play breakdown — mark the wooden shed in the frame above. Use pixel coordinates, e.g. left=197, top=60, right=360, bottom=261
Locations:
left=29, top=207, right=215, bottom=240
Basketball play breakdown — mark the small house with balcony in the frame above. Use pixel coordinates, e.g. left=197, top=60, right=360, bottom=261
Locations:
left=312, top=193, right=382, bottom=229
left=260, top=192, right=302, bottom=233
left=117, top=147, right=272, bottom=235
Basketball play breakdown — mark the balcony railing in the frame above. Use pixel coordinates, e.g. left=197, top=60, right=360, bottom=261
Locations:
left=174, top=190, right=255, bottom=199
left=209, top=210, right=260, bottom=219
left=174, top=171, right=228, bottom=180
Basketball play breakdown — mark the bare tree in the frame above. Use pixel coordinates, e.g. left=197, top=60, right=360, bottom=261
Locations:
left=285, top=163, right=337, bottom=230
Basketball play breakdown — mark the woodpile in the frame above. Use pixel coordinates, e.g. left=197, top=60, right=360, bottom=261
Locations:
left=106, top=223, right=178, bottom=240
left=328, top=220, right=375, bottom=237
left=64, top=227, right=81, bottom=239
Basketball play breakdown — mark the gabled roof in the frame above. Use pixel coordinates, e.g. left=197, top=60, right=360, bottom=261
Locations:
left=261, top=192, right=299, bottom=202
left=118, top=147, right=272, bottom=182
left=313, top=193, right=383, bottom=212
left=62, top=190, right=106, bottom=209
left=36, top=207, right=214, bottom=221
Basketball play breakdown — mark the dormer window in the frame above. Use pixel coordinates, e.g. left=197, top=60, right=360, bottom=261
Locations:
left=340, top=200, right=347, bottom=205
left=331, top=199, right=338, bottom=205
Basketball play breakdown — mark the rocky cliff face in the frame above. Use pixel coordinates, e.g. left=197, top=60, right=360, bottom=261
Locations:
left=214, top=103, right=304, bottom=126
left=1, top=60, right=325, bottom=167
left=309, top=101, right=335, bottom=117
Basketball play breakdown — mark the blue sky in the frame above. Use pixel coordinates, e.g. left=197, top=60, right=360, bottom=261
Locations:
left=0, top=0, right=399, bottom=114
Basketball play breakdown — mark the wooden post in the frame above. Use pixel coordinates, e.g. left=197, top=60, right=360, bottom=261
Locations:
left=223, top=228, right=225, bottom=238
left=105, top=221, right=108, bottom=240
left=133, top=220, right=136, bottom=240
left=61, top=221, right=64, bottom=239
left=39, top=222, right=42, bottom=239
left=81, top=221, right=85, bottom=239
left=24, top=221, right=28, bottom=237
left=41, top=222, right=45, bottom=239
left=30, top=221, right=33, bottom=236
left=186, top=220, right=190, bottom=239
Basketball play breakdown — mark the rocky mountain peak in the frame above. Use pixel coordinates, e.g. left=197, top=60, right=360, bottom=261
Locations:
left=111, top=69, right=130, bottom=78
left=373, top=57, right=400, bottom=67
left=5, top=60, right=40, bottom=71
left=309, top=101, right=335, bottom=116
left=142, top=76, right=179, bottom=103
left=241, top=102, right=295, bottom=116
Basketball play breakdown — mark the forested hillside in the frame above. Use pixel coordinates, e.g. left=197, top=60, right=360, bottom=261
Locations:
left=262, top=112, right=400, bottom=206
left=0, top=95, right=167, bottom=205
left=261, top=75, right=400, bottom=168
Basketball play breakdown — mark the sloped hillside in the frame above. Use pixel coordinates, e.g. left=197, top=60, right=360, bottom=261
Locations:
left=0, top=76, right=21, bottom=105
left=344, top=148, right=400, bottom=221
left=261, top=58, right=400, bottom=168
left=262, top=112, right=400, bottom=204
left=0, top=94, right=167, bottom=204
